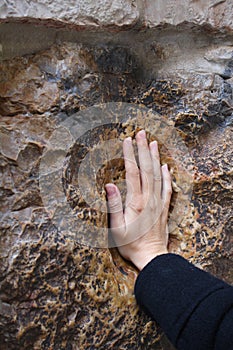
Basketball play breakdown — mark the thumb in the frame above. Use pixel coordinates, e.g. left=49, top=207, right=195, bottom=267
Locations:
left=105, top=184, right=125, bottom=235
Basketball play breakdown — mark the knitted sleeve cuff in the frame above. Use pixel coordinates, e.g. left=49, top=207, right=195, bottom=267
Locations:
left=134, top=253, right=232, bottom=348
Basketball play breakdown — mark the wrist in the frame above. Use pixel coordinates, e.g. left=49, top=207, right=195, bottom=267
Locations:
left=133, top=249, right=168, bottom=271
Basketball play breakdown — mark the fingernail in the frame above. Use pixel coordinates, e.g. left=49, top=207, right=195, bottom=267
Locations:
left=105, top=184, right=117, bottom=197
left=137, top=130, right=146, bottom=139
left=125, top=136, right=132, bottom=143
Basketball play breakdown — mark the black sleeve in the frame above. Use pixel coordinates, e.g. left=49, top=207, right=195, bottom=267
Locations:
left=134, top=253, right=233, bottom=350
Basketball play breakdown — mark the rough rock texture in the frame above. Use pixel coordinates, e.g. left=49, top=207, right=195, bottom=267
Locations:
left=0, top=40, right=232, bottom=350
left=143, top=0, right=233, bottom=30
left=1, top=0, right=233, bottom=32
left=0, top=43, right=174, bottom=350
left=0, top=1, right=233, bottom=350
left=0, top=0, right=139, bottom=27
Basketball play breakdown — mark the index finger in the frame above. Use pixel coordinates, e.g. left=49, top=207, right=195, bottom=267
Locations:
left=136, top=130, right=154, bottom=194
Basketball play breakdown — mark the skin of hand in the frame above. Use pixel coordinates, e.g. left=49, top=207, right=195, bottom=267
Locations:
left=105, top=130, right=173, bottom=271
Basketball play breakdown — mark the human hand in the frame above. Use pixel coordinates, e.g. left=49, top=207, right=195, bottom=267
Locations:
left=105, top=130, right=172, bottom=271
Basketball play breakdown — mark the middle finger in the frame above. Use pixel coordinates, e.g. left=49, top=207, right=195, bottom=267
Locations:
left=123, top=136, right=141, bottom=203
left=136, top=130, right=153, bottom=194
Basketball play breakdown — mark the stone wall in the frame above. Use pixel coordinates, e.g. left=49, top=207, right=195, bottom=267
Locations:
left=1, top=0, right=233, bottom=30
left=0, top=1, right=233, bottom=350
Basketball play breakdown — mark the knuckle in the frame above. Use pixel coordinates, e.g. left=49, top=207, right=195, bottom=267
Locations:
left=126, top=167, right=140, bottom=177
left=152, top=152, right=160, bottom=161
left=142, top=165, right=153, bottom=174
left=146, top=168, right=154, bottom=176
left=153, top=174, right=161, bottom=181
left=128, top=200, right=144, bottom=213
left=108, top=197, right=121, bottom=211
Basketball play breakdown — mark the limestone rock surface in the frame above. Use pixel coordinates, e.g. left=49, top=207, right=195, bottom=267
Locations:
left=0, top=0, right=139, bottom=27
left=0, top=1, right=233, bottom=349
left=0, top=40, right=232, bottom=350
left=0, top=43, right=167, bottom=350
left=143, top=0, right=233, bottom=30
left=1, top=0, right=233, bottom=32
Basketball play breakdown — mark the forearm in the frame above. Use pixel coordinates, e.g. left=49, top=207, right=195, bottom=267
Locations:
left=134, top=254, right=233, bottom=350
